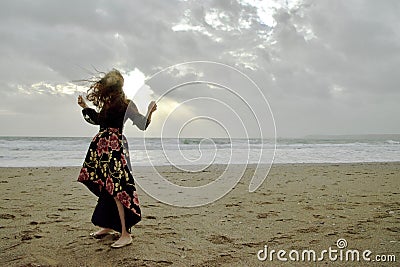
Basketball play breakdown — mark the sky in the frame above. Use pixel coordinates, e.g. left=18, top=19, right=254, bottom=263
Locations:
left=0, top=0, right=399, bottom=138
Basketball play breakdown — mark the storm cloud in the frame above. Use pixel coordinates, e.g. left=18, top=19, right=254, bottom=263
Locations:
left=0, top=0, right=399, bottom=137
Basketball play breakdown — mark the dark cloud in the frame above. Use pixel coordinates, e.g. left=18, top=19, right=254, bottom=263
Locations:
left=0, top=0, right=399, bottom=137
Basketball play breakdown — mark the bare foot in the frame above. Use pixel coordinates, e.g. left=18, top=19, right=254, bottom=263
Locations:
left=111, top=235, right=132, bottom=248
left=95, top=228, right=113, bottom=235
left=90, top=228, right=113, bottom=239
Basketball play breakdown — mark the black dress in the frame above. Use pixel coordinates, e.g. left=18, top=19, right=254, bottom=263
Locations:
left=77, top=100, right=149, bottom=233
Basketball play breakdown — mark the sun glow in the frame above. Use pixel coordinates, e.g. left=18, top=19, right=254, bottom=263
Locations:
left=122, top=68, right=146, bottom=100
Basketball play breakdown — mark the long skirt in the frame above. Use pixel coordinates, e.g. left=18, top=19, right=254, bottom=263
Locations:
left=78, top=127, right=141, bottom=233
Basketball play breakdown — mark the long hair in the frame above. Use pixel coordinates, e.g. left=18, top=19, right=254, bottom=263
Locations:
left=86, top=69, right=128, bottom=110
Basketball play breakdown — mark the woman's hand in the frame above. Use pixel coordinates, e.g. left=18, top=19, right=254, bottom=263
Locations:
left=78, top=95, right=88, bottom=109
left=145, top=101, right=157, bottom=126
left=147, top=101, right=157, bottom=113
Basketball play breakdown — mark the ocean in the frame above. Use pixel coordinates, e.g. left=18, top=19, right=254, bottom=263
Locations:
left=0, top=135, right=399, bottom=167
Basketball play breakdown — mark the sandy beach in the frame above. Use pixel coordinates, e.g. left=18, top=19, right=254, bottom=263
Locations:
left=0, top=162, right=399, bottom=266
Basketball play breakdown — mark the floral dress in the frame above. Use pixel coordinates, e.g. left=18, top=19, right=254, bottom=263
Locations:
left=77, top=101, right=148, bottom=233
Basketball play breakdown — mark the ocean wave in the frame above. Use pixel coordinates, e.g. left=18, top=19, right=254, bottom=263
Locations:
left=384, top=140, right=400, bottom=145
left=1, top=136, right=400, bottom=167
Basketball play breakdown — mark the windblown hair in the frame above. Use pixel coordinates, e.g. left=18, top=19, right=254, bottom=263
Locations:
left=86, top=69, right=128, bottom=110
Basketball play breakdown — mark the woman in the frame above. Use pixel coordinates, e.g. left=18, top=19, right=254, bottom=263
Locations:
left=77, top=69, right=157, bottom=248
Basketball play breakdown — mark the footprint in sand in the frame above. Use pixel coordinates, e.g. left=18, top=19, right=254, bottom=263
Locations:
left=241, top=241, right=265, bottom=247
left=142, top=204, right=159, bottom=207
left=158, top=231, right=177, bottom=237
left=118, top=258, right=173, bottom=266
left=225, top=203, right=240, bottom=207
left=163, top=215, right=179, bottom=219
left=207, top=234, right=234, bottom=245
left=385, top=227, right=399, bottom=233
left=257, top=211, right=280, bottom=219
left=0, top=213, right=15, bottom=219
left=46, top=214, right=60, bottom=219
left=296, top=226, right=320, bottom=233
left=255, top=201, right=274, bottom=205
left=20, top=229, right=43, bottom=241
left=57, top=207, right=82, bottom=211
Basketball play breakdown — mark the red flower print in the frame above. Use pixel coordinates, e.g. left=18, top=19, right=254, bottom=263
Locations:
left=94, top=179, right=104, bottom=187
left=121, top=153, right=127, bottom=166
left=96, top=137, right=109, bottom=156
left=109, top=128, right=119, bottom=133
left=133, top=191, right=139, bottom=206
left=106, top=176, right=114, bottom=195
left=78, top=168, right=89, bottom=181
left=110, top=133, right=120, bottom=151
left=117, top=191, right=131, bottom=208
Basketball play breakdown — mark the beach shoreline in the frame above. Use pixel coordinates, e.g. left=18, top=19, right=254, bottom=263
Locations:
left=1, top=162, right=399, bottom=266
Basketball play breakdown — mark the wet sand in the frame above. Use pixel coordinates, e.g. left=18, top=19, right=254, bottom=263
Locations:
left=0, top=162, right=399, bottom=266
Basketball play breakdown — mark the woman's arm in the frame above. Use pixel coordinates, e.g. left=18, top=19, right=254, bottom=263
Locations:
left=78, top=95, right=100, bottom=125
left=127, top=101, right=157, bottom=131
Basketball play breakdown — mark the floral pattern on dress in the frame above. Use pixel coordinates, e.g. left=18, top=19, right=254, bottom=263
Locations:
left=133, top=191, right=140, bottom=206
left=106, top=175, right=114, bottom=195
left=110, top=133, right=120, bottom=151
left=96, top=137, right=110, bottom=156
left=78, top=128, right=141, bottom=221
left=78, top=167, right=89, bottom=181
left=117, top=191, right=131, bottom=208
left=121, top=153, right=127, bottom=166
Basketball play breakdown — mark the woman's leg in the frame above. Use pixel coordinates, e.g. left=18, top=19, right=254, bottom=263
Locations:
left=111, top=196, right=132, bottom=247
